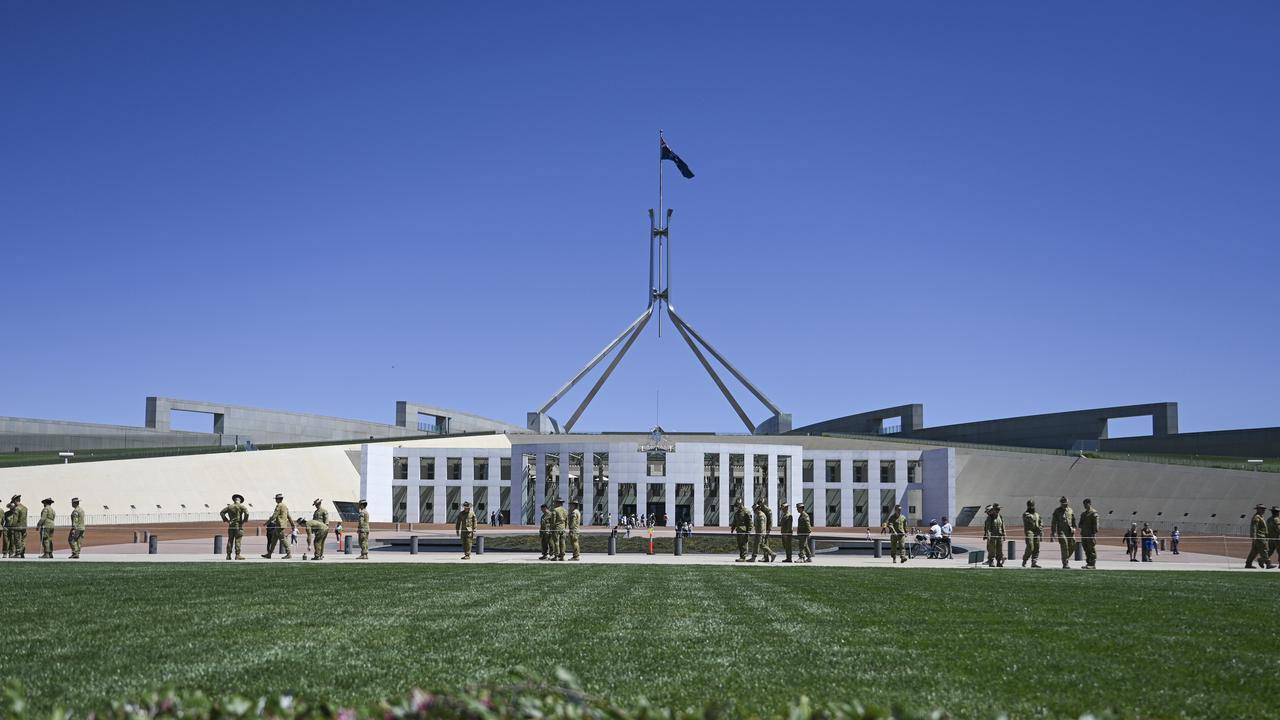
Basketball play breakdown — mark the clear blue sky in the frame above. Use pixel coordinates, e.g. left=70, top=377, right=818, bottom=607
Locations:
left=2, top=2, right=1277, bottom=435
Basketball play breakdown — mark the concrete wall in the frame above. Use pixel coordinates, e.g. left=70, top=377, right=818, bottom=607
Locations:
left=0, top=416, right=224, bottom=453
left=145, top=397, right=423, bottom=445
left=791, top=404, right=925, bottom=435
left=395, top=401, right=526, bottom=435
left=1099, top=426, right=1280, bottom=458
left=901, top=402, right=1179, bottom=450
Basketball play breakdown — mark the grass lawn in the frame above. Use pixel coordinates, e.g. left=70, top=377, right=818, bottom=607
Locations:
left=482, top=532, right=837, bottom=554
left=2, top=564, right=1274, bottom=718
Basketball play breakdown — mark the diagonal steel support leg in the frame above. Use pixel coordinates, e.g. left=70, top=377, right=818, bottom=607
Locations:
left=538, top=306, right=654, bottom=415
left=667, top=306, right=782, bottom=416
left=562, top=308, right=654, bottom=432
left=668, top=307, right=755, bottom=432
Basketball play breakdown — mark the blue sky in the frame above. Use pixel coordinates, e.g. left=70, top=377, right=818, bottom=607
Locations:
left=2, top=2, right=1277, bottom=435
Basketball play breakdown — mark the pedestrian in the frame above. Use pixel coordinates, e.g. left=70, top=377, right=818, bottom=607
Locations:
left=550, top=499, right=568, bottom=561
left=751, top=501, right=775, bottom=562
left=357, top=499, right=371, bottom=559
left=1245, top=504, right=1271, bottom=568
left=1140, top=522, right=1156, bottom=562
left=732, top=499, right=752, bottom=562
left=219, top=493, right=248, bottom=560
left=983, top=504, right=1005, bottom=568
left=1079, top=498, right=1099, bottom=569
left=8, top=495, right=28, bottom=558
left=334, top=522, right=344, bottom=552
left=1171, top=526, right=1181, bottom=555
left=795, top=502, right=813, bottom=563
left=940, top=515, right=953, bottom=559
left=1049, top=496, right=1077, bottom=569
left=1267, top=507, right=1280, bottom=568
left=68, top=497, right=85, bottom=559
left=37, top=498, right=56, bottom=558
left=290, top=522, right=299, bottom=553
left=262, top=493, right=291, bottom=559
left=537, top=503, right=551, bottom=559
left=455, top=500, right=478, bottom=559
left=882, top=504, right=909, bottom=563
left=779, top=503, right=794, bottom=562
left=1021, top=500, right=1042, bottom=568
left=1124, top=523, right=1139, bottom=562
left=567, top=501, right=582, bottom=560
left=490, top=512, right=496, bottom=526
left=310, top=499, right=329, bottom=560
left=2, top=498, right=13, bottom=558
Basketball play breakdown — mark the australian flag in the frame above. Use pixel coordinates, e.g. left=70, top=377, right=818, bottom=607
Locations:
left=660, top=138, right=695, bottom=179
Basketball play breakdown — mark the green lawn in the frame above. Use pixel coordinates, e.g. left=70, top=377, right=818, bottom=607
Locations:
left=2, top=564, right=1274, bottom=718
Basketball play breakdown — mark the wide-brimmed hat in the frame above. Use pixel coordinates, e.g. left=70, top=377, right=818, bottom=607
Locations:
left=313, top=498, right=323, bottom=506
left=10, top=494, right=20, bottom=502
left=359, top=499, right=368, bottom=506
left=1059, top=496, right=1068, bottom=503
left=41, top=498, right=53, bottom=505
left=991, top=503, right=1001, bottom=510
left=463, top=501, right=472, bottom=507
left=232, top=493, right=245, bottom=503
left=1271, top=506, right=1279, bottom=513
left=70, top=497, right=79, bottom=503
left=1256, top=503, right=1266, bottom=510
left=1026, top=500, right=1036, bottom=508
left=275, top=493, right=284, bottom=500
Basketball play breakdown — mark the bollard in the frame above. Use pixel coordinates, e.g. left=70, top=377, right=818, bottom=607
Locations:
left=1007, top=540, right=1017, bottom=561
left=874, top=539, right=882, bottom=558
left=344, top=537, right=353, bottom=555
left=148, top=535, right=158, bottom=554
left=674, top=535, right=684, bottom=556
left=409, top=536, right=418, bottom=555
left=396, top=522, right=401, bottom=532
left=1074, top=542, right=1084, bottom=561
left=809, top=536, right=816, bottom=557
left=477, top=536, right=485, bottom=555
left=213, top=536, right=223, bottom=556
left=608, top=534, right=617, bottom=555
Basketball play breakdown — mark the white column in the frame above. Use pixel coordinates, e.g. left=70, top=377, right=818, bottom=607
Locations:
left=718, top=451, right=730, bottom=524
left=488, top=483, right=500, bottom=523
left=866, top=451, right=882, bottom=527
left=840, top=452, right=855, bottom=528
left=767, top=452, right=779, bottom=512
left=664, top=479, right=676, bottom=526
left=407, top=451, right=422, bottom=524
left=582, top=450, right=595, bottom=525
left=462, top=455, right=475, bottom=518
left=359, top=444, right=394, bottom=523
left=895, top=452, right=909, bottom=508
left=534, top=450, right=546, bottom=522
left=743, top=452, right=754, bottom=509
left=813, top=456, right=827, bottom=528
left=787, top=452, right=802, bottom=509
left=509, top=449, right=525, bottom=527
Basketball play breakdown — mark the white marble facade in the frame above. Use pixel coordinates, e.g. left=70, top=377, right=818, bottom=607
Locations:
left=361, top=440, right=954, bottom=527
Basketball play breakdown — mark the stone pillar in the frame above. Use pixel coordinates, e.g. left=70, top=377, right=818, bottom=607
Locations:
left=407, top=450, right=422, bottom=524
left=534, top=450, right=547, bottom=521
left=767, top=451, right=779, bottom=513
left=582, top=451, right=595, bottom=526
left=718, top=451, right=730, bottom=523
left=840, top=452, right=855, bottom=528
left=693, top=455, right=706, bottom=527
left=865, top=451, right=882, bottom=528
left=461, top=455, right=475, bottom=521
left=664, top=480, right=675, bottom=526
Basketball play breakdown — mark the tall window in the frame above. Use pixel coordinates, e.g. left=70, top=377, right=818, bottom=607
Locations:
left=474, top=457, right=489, bottom=481
left=420, top=457, right=435, bottom=480
left=647, top=451, right=666, bottom=477
left=393, top=457, right=408, bottom=481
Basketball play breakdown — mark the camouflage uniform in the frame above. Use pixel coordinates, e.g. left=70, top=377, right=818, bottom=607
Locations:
left=1245, top=506, right=1271, bottom=568
left=550, top=503, right=568, bottom=560
left=983, top=507, right=1005, bottom=567
left=795, top=505, right=813, bottom=562
left=567, top=504, right=582, bottom=560
left=1079, top=503, right=1100, bottom=569
left=311, top=501, right=330, bottom=560
left=1267, top=508, right=1280, bottom=568
left=263, top=498, right=291, bottom=558
left=779, top=505, right=794, bottom=562
left=219, top=498, right=248, bottom=560
left=1022, top=503, right=1042, bottom=568
left=358, top=503, right=371, bottom=559
left=1051, top=499, right=1077, bottom=569
left=883, top=510, right=908, bottom=563
left=732, top=502, right=752, bottom=561
left=538, top=506, right=551, bottom=560
left=456, top=503, right=478, bottom=559
left=37, top=501, right=56, bottom=558
left=69, top=501, right=85, bottom=559
left=9, top=499, right=27, bottom=558
left=2, top=502, right=11, bottom=557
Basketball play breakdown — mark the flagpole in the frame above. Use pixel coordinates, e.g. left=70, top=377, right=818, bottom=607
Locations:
left=657, top=130, right=664, bottom=336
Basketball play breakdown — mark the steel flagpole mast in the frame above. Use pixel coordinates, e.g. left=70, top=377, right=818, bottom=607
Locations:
left=656, top=130, right=665, bottom=336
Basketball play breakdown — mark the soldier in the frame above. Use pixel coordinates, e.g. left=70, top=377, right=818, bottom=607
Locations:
left=567, top=501, right=582, bottom=561
left=10, top=495, right=28, bottom=558
left=1022, top=500, right=1042, bottom=568
left=68, top=497, right=85, bottom=559
left=550, top=499, right=568, bottom=561
left=1245, top=503, right=1271, bottom=569
left=2, top=498, right=11, bottom=558
left=748, top=501, right=763, bottom=562
left=1268, top=506, right=1280, bottom=569
left=762, top=502, right=775, bottom=562
left=882, top=504, right=908, bottom=563
left=37, top=498, right=56, bottom=558
left=311, top=499, right=330, bottom=560
left=795, top=502, right=813, bottom=563
left=219, top=494, right=249, bottom=560
left=732, top=499, right=752, bottom=562
left=456, top=500, right=478, bottom=559
left=262, top=493, right=292, bottom=559
left=779, top=503, right=794, bottom=562
left=357, top=499, right=371, bottom=559
left=1079, top=498, right=1100, bottom=569
left=537, top=504, right=551, bottom=560
left=983, top=504, right=1005, bottom=568
left=1049, top=496, right=1077, bottom=569
left=753, top=501, right=776, bottom=562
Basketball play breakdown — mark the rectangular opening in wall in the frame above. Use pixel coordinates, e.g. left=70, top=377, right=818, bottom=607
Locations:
left=522, top=454, right=536, bottom=525
left=880, top=460, right=895, bottom=484
left=393, top=457, right=408, bottom=481
left=905, top=488, right=923, bottom=525
left=907, top=460, right=922, bottom=483
left=880, top=488, right=898, bottom=518
left=1107, top=415, right=1154, bottom=438
left=420, top=457, right=435, bottom=480
left=500, top=457, right=511, bottom=481
left=170, top=409, right=218, bottom=433
left=729, top=454, right=744, bottom=505
left=447, top=457, right=462, bottom=481
left=418, top=487, right=433, bottom=524
left=618, top=482, right=637, bottom=518
left=499, top=486, right=510, bottom=524
left=392, top=486, right=407, bottom=523
left=777, top=456, right=790, bottom=514
left=753, top=455, right=769, bottom=504
left=852, top=490, right=869, bottom=526
left=879, top=416, right=903, bottom=435
left=416, top=412, right=447, bottom=433
left=826, top=488, right=841, bottom=526
left=474, top=458, right=489, bottom=481
left=704, top=453, right=721, bottom=526
left=646, top=483, right=666, bottom=524
left=852, top=460, right=868, bottom=483
left=825, top=459, right=840, bottom=483
left=802, top=459, right=814, bottom=483
left=472, top=486, right=487, bottom=518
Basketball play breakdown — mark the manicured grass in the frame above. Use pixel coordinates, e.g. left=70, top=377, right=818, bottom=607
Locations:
left=482, top=532, right=833, bottom=554
left=1, top=564, right=1273, bottom=718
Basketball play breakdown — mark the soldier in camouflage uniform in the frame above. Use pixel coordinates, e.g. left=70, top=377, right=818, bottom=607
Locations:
left=262, top=493, right=292, bottom=559
left=1267, top=506, right=1280, bottom=569
left=795, top=502, right=813, bottom=563
left=1079, top=498, right=1100, bottom=569
left=1021, top=500, right=1042, bottom=568
left=2, top=499, right=11, bottom=558
left=732, top=499, right=752, bottom=562
left=983, top=504, right=1005, bottom=567
left=1050, top=496, right=1077, bottom=569
left=219, top=494, right=249, bottom=560
left=9, top=495, right=27, bottom=558
left=456, top=500, right=478, bottom=559
left=550, top=499, right=568, bottom=561
left=537, top=504, right=551, bottom=560
left=779, top=503, right=794, bottom=562
left=37, top=498, right=56, bottom=558
left=357, top=499, right=371, bottom=559
left=567, top=501, right=582, bottom=561
left=68, top=497, right=85, bottom=559
left=1245, top=503, right=1271, bottom=569
left=751, top=501, right=776, bottom=562
left=882, top=504, right=908, bottom=563
left=311, top=498, right=330, bottom=560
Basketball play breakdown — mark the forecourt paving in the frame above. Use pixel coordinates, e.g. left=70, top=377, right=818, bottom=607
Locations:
left=33, top=531, right=1252, bottom=571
